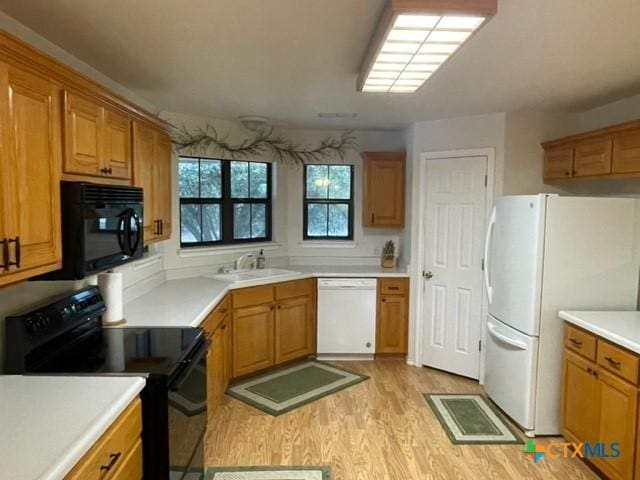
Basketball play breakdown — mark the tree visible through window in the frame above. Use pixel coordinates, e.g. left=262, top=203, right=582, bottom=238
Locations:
left=303, top=164, right=353, bottom=240
left=179, top=156, right=271, bottom=246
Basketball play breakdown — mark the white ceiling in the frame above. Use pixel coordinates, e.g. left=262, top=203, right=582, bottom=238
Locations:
left=1, top=0, right=639, bottom=130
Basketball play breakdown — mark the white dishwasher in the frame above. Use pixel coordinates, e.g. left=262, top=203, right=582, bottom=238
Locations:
left=317, top=278, right=377, bottom=359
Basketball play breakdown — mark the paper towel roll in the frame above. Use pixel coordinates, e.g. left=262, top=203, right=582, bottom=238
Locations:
left=98, top=271, right=125, bottom=325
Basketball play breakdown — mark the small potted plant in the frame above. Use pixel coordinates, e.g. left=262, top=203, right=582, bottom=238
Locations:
left=381, top=240, right=396, bottom=269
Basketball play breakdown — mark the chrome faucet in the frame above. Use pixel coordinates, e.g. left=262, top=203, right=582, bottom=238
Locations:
left=235, top=253, right=255, bottom=270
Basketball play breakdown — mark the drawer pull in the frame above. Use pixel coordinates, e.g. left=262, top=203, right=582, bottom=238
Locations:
left=569, top=338, right=583, bottom=347
left=100, top=452, right=121, bottom=473
left=605, top=356, right=621, bottom=369
left=387, top=286, right=399, bottom=291
left=219, top=308, right=228, bottom=314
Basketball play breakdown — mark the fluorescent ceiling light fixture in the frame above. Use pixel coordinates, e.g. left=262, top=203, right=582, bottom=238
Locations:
left=357, top=0, right=497, bottom=94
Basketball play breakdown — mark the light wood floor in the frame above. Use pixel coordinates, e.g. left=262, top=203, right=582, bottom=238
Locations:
left=205, top=359, right=597, bottom=480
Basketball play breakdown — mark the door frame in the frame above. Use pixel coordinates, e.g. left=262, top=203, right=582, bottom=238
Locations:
left=410, top=148, right=495, bottom=383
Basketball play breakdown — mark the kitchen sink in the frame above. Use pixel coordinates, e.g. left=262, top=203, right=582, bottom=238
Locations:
left=209, top=268, right=301, bottom=284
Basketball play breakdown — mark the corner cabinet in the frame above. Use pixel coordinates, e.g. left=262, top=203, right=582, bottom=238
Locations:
left=133, top=121, right=172, bottom=245
left=376, top=278, right=409, bottom=355
left=202, top=295, right=232, bottom=414
left=362, top=152, right=406, bottom=228
left=231, top=279, right=315, bottom=379
left=543, top=119, right=640, bottom=183
left=561, top=323, right=639, bottom=480
left=0, top=62, right=62, bottom=286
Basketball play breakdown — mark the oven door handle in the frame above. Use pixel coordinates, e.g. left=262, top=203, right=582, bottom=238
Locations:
left=169, top=339, right=210, bottom=392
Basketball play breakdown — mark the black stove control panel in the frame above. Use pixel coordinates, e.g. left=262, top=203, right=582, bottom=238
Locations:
left=7, top=286, right=106, bottom=338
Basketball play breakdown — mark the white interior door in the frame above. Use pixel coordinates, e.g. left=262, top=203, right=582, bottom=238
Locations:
left=421, top=156, right=487, bottom=379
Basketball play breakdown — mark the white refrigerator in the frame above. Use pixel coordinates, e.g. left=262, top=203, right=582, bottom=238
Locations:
left=483, top=194, right=640, bottom=436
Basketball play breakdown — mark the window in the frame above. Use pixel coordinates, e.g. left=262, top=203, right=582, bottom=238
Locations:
left=179, top=156, right=272, bottom=247
left=303, top=164, right=353, bottom=240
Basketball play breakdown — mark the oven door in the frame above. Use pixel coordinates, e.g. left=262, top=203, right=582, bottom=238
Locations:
left=167, top=338, right=208, bottom=480
left=83, top=202, right=143, bottom=274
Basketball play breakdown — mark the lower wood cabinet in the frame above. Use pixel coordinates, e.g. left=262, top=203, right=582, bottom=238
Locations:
left=232, top=303, right=276, bottom=377
left=66, top=397, right=142, bottom=480
left=562, top=324, right=639, bottom=480
left=202, top=295, right=231, bottom=413
left=275, top=295, right=314, bottom=364
left=376, top=278, right=409, bottom=355
left=231, top=279, right=315, bottom=378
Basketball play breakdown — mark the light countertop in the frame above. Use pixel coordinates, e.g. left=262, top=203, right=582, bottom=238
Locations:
left=0, top=375, right=145, bottom=480
left=559, top=310, right=640, bottom=354
left=122, top=265, right=409, bottom=328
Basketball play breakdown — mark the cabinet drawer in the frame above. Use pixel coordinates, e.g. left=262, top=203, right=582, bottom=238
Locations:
left=109, top=437, right=142, bottom=480
left=66, top=398, right=142, bottom=480
left=597, top=340, right=639, bottom=385
left=379, top=278, right=408, bottom=295
left=202, top=295, right=230, bottom=335
left=564, top=324, right=597, bottom=361
left=232, top=285, right=274, bottom=309
left=275, top=278, right=314, bottom=300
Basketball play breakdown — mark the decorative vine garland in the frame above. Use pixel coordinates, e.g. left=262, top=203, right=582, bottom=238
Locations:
left=170, top=123, right=359, bottom=164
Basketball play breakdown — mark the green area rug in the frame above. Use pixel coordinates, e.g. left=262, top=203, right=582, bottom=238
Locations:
left=424, top=394, right=522, bottom=444
left=227, top=361, right=368, bottom=416
left=207, top=466, right=331, bottom=479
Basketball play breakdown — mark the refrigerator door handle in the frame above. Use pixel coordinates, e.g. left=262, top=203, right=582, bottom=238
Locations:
left=487, top=321, right=527, bottom=350
left=483, top=206, right=496, bottom=303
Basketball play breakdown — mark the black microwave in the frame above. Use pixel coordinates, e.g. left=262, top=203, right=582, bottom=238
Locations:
left=44, top=182, right=144, bottom=279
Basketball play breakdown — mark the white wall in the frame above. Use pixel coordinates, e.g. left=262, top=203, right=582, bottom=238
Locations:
left=160, top=111, right=406, bottom=276
left=0, top=11, right=158, bottom=113
left=578, top=93, right=640, bottom=131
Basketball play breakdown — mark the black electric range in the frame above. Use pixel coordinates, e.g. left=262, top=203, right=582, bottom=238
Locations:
left=4, top=286, right=208, bottom=480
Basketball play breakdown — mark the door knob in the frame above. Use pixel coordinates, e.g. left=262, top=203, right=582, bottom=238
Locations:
left=423, top=270, right=434, bottom=280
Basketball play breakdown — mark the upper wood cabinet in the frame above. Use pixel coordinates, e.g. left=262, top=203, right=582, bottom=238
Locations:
left=573, top=138, right=612, bottom=177
left=0, top=62, right=62, bottom=286
left=133, top=121, right=172, bottom=245
left=543, top=119, right=640, bottom=183
left=612, top=130, right=640, bottom=174
left=63, top=91, right=133, bottom=181
left=543, top=146, right=573, bottom=180
left=362, top=152, right=405, bottom=228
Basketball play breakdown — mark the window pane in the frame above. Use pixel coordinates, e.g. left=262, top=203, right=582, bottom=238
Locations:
left=180, top=204, right=201, bottom=243
left=328, top=204, right=349, bottom=237
left=234, top=203, right=251, bottom=239
left=202, top=204, right=221, bottom=242
left=307, top=204, right=328, bottom=237
left=178, top=158, right=199, bottom=197
left=328, top=165, right=351, bottom=199
left=200, top=159, right=221, bottom=198
left=251, top=204, right=266, bottom=238
left=231, top=161, right=249, bottom=198
left=249, top=163, right=268, bottom=198
left=306, top=165, right=329, bottom=199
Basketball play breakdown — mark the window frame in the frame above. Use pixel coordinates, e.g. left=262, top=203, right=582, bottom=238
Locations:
left=179, top=155, right=272, bottom=247
left=302, top=164, right=354, bottom=241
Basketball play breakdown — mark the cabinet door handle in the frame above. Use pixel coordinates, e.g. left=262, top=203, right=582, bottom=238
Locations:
left=107, top=167, right=113, bottom=175
left=160, top=219, right=164, bottom=235
left=381, top=298, right=386, bottom=302
left=569, top=338, right=583, bottom=347
left=13, top=237, right=20, bottom=269
left=0, top=238, right=8, bottom=271
left=371, top=213, right=375, bottom=224
left=220, top=324, right=227, bottom=330
left=605, top=356, right=621, bottom=369
left=100, top=452, right=121, bottom=472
